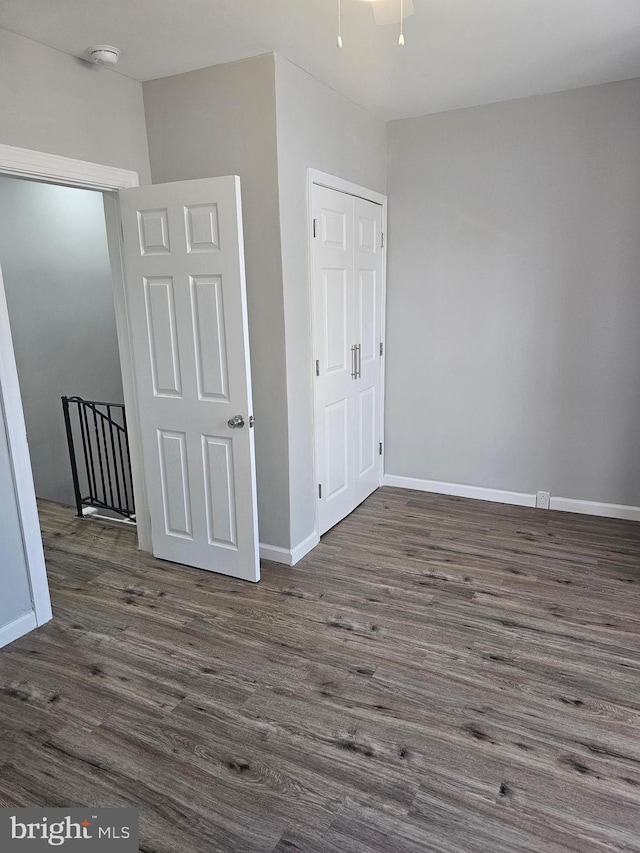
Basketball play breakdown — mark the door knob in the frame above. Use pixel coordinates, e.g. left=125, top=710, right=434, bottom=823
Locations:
left=227, top=415, right=245, bottom=429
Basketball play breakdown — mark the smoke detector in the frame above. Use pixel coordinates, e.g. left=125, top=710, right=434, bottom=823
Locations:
left=87, top=45, right=120, bottom=67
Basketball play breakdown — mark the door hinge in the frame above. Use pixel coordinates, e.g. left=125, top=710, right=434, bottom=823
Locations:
left=381, top=231, right=384, bottom=249
left=318, top=484, right=322, bottom=499
left=313, top=218, right=317, bottom=238
left=315, top=359, right=320, bottom=377
left=380, top=342, right=384, bottom=357
left=379, top=442, right=383, bottom=456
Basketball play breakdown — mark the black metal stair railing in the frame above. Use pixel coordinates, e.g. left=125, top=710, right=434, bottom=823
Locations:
left=61, top=396, right=135, bottom=521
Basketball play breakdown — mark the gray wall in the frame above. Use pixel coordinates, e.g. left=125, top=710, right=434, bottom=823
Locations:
left=0, top=394, right=33, bottom=627
left=0, top=28, right=151, bottom=182
left=143, top=53, right=387, bottom=551
left=0, top=177, right=124, bottom=505
left=386, top=77, right=640, bottom=506
left=0, top=28, right=149, bottom=645
left=143, top=54, right=290, bottom=550
left=274, top=55, right=387, bottom=546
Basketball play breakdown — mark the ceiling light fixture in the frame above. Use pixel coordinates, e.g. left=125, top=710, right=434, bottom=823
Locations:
left=338, top=0, right=413, bottom=48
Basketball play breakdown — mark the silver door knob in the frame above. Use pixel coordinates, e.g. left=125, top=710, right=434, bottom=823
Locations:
left=227, top=414, right=245, bottom=429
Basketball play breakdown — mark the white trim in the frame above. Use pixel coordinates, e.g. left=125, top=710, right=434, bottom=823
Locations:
left=308, top=168, right=387, bottom=207
left=0, top=612, right=38, bottom=650
left=0, top=146, right=150, bottom=557
left=0, top=266, right=53, bottom=627
left=550, top=496, right=640, bottom=522
left=382, top=474, right=537, bottom=508
left=383, top=475, right=640, bottom=521
left=259, top=543, right=292, bottom=565
left=260, top=531, right=320, bottom=567
left=379, top=189, right=388, bottom=481
left=307, top=169, right=388, bottom=537
left=291, top=530, right=320, bottom=565
left=0, top=143, right=139, bottom=191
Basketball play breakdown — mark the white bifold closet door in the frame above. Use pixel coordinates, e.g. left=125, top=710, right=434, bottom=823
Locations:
left=312, top=184, right=384, bottom=536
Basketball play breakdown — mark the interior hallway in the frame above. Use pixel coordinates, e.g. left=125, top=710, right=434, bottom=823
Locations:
left=0, top=489, right=639, bottom=851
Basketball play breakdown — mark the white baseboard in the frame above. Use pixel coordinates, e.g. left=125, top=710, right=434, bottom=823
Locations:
left=550, top=497, right=640, bottom=522
left=259, top=531, right=320, bottom=567
left=291, top=531, right=320, bottom=565
left=0, top=610, right=37, bottom=650
left=382, top=474, right=536, bottom=508
left=383, top=474, right=640, bottom=522
left=259, top=543, right=291, bottom=565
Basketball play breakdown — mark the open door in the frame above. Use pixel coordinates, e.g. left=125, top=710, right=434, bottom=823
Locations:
left=119, top=177, right=259, bottom=582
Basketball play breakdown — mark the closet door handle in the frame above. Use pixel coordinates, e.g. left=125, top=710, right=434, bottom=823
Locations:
left=351, top=345, right=357, bottom=379
left=356, top=344, right=362, bottom=379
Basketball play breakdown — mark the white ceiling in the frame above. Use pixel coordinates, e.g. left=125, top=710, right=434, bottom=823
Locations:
left=2, top=0, right=640, bottom=120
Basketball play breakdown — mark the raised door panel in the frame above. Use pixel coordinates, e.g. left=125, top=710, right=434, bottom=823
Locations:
left=357, top=269, right=377, bottom=366
left=157, top=429, right=192, bottom=539
left=138, top=208, right=170, bottom=255
left=323, top=268, right=349, bottom=375
left=358, top=214, right=378, bottom=256
left=356, top=386, right=376, bottom=479
left=190, top=275, right=229, bottom=401
left=324, top=398, right=349, bottom=501
left=321, top=207, right=347, bottom=250
left=201, top=435, right=237, bottom=548
left=144, top=277, right=182, bottom=398
left=185, top=204, right=220, bottom=253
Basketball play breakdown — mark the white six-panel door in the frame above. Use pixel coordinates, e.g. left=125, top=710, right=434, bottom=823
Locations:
left=312, top=185, right=384, bottom=536
left=119, top=177, right=259, bottom=581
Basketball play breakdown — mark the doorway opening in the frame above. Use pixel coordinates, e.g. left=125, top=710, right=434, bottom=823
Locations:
left=0, top=175, right=137, bottom=530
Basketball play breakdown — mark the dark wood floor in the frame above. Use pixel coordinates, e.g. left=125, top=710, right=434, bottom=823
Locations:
left=1, top=490, right=640, bottom=851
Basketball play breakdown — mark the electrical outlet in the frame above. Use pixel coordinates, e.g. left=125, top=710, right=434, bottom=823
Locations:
left=536, top=490, right=550, bottom=510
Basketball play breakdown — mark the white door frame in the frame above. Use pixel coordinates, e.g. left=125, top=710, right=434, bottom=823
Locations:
left=307, top=169, right=388, bottom=537
left=0, top=143, right=152, bottom=619
left=0, top=267, right=52, bottom=629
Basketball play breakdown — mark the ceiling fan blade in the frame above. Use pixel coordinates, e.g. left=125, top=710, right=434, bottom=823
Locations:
left=370, top=0, right=414, bottom=27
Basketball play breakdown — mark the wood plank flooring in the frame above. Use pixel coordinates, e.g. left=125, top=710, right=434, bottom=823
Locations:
left=1, top=489, right=640, bottom=851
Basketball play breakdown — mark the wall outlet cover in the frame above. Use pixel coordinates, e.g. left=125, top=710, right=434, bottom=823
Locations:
left=536, top=490, right=550, bottom=510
